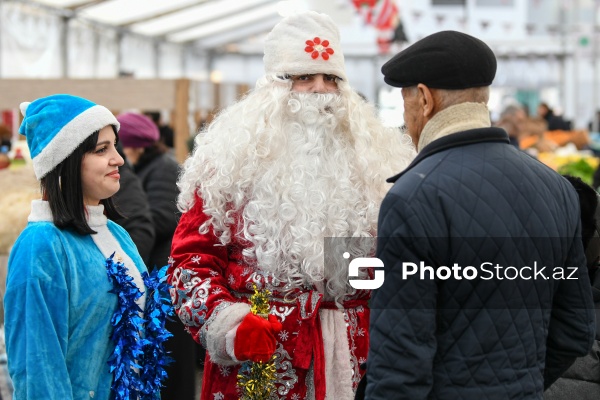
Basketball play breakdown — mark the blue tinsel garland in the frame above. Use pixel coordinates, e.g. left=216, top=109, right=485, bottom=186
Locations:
left=105, top=253, right=174, bottom=400
left=139, top=266, right=174, bottom=399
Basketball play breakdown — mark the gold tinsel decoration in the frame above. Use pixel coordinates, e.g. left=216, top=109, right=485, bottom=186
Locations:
left=237, top=355, right=277, bottom=400
left=237, top=284, right=277, bottom=400
left=249, top=284, right=271, bottom=317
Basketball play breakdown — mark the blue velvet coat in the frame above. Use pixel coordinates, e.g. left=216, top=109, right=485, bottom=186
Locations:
left=4, top=200, right=147, bottom=400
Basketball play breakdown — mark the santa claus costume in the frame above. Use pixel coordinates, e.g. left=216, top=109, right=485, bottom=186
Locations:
left=168, top=11, right=415, bottom=400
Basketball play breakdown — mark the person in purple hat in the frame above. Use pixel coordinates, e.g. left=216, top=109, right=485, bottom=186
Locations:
left=116, top=111, right=195, bottom=400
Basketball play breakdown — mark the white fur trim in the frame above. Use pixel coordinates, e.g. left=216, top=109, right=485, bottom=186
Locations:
left=20, top=102, right=30, bottom=117
left=225, top=323, right=241, bottom=363
left=28, top=199, right=52, bottom=222
left=91, top=221, right=146, bottom=311
left=33, top=105, right=120, bottom=180
left=206, top=302, right=250, bottom=366
left=320, top=309, right=354, bottom=400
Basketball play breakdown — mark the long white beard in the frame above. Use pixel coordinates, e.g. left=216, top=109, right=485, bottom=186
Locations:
left=177, top=80, right=415, bottom=300
left=240, top=92, right=377, bottom=299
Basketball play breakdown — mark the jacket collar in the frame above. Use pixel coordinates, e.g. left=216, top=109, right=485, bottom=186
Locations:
left=386, top=127, right=510, bottom=183
left=418, top=102, right=492, bottom=150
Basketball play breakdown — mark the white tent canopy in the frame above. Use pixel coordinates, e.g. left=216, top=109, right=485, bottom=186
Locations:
left=2, top=0, right=600, bottom=127
left=0, top=0, right=389, bottom=99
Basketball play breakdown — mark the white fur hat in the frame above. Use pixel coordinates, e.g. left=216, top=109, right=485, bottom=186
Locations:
left=264, top=11, right=347, bottom=82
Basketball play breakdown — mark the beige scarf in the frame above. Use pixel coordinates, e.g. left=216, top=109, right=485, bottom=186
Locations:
left=417, top=102, right=491, bottom=151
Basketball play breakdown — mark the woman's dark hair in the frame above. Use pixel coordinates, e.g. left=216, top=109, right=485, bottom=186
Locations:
left=41, top=126, right=123, bottom=235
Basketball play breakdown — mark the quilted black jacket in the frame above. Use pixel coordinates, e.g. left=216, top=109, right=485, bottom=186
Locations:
left=544, top=269, right=600, bottom=400
left=366, top=128, right=596, bottom=399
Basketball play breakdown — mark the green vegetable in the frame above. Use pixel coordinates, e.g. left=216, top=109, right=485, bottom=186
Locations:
left=557, top=158, right=596, bottom=186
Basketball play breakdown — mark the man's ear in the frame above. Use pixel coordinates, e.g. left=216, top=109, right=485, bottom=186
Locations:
left=417, top=83, right=435, bottom=118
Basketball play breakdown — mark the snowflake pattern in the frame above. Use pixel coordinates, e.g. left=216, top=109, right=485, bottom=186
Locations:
left=290, top=394, right=301, bottom=400
left=191, top=255, right=201, bottom=264
left=304, top=36, right=334, bottom=60
left=219, top=366, right=231, bottom=377
left=278, top=330, right=289, bottom=341
left=213, top=393, right=224, bottom=400
left=356, top=305, right=365, bottom=313
left=209, top=270, right=219, bottom=277
left=213, top=287, right=223, bottom=295
left=167, top=256, right=175, bottom=266
left=359, top=357, right=367, bottom=365
left=228, top=275, right=236, bottom=285
left=357, top=327, right=365, bottom=337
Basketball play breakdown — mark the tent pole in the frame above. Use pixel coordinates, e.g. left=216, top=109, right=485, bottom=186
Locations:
left=61, top=15, right=70, bottom=78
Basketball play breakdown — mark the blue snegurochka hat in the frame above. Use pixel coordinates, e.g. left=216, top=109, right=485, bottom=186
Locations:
left=19, top=94, right=120, bottom=180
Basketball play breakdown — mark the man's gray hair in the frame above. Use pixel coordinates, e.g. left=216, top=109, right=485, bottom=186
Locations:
left=436, top=87, right=490, bottom=110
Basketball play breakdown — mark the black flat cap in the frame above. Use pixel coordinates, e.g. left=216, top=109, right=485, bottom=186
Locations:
left=381, top=30, right=497, bottom=89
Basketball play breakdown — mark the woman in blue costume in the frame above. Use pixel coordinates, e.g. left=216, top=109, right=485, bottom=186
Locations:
left=4, top=94, right=171, bottom=400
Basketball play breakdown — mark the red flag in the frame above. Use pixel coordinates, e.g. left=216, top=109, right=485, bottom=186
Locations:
left=351, top=0, right=400, bottom=54
left=374, top=0, right=398, bottom=31
left=352, top=0, right=379, bottom=25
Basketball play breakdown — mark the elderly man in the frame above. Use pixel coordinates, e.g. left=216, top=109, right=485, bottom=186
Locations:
left=167, top=11, right=414, bottom=400
left=366, top=30, right=595, bottom=399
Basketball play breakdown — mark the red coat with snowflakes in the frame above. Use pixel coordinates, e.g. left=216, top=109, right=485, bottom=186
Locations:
left=168, top=195, right=370, bottom=400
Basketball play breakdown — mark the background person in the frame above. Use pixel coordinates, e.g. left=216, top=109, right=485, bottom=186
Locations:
left=144, top=111, right=174, bottom=150
left=112, top=142, right=156, bottom=264
left=116, top=112, right=180, bottom=271
left=0, top=124, right=11, bottom=152
left=537, top=101, right=570, bottom=131
left=116, top=111, right=196, bottom=400
left=494, top=103, right=527, bottom=148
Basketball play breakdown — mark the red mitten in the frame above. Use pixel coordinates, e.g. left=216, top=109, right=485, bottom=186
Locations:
left=234, top=313, right=282, bottom=362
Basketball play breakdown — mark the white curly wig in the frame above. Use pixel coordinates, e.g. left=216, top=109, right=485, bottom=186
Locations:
left=178, top=75, right=415, bottom=301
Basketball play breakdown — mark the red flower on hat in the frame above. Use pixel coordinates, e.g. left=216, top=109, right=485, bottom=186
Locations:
left=305, top=37, right=335, bottom=60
